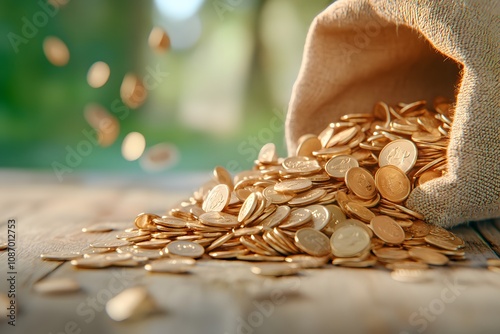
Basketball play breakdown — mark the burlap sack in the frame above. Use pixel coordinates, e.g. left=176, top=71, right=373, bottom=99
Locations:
left=285, top=0, right=500, bottom=227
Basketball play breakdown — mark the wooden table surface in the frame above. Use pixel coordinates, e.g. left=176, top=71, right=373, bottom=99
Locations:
left=1, top=169, right=499, bottom=334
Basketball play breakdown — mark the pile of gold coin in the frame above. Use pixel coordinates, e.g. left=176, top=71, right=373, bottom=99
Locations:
left=42, top=98, right=474, bottom=277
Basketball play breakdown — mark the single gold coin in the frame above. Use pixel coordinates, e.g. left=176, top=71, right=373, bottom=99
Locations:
left=305, top=205, right=331, bottom=231
left=296, top=135, right=322, bottom=157
left=34, top=278, right=81, bottom=294
left=288, top=188, right=326, bottom=206
left=262, top=205, right=291, bottom=229
left=418, top=170, right=442, bottom=186
left=378, top=139, right=418, bottom=173
left=294, top=228, right=331, bottom=257
left=274, top=179, right=313, bottom=193
left=408, top=247, right=449, bottom=266
left=213, top=166, right=234, bottom=188
left=71, top=255, right=112, bottom=269
left=145, top=258, right=195, bottom=273
left=263, top=186, right=294, bottom=204
left=41, top=251, right=81, bottom=261
left=148, top=26, right=170, bottom=52
left=325, top=155, right=359, bottom=179
left=164, top=240, right=205, bottom=258
left=90, top=240, right=132, bottom=249
left=134, top=213, right=160, bottom=230
left=199, top=211, right=239, bottom=227
left=202, top=184, right=230, bottom=212
left=43, top=36, right=70, bottom=66
left=285, top=254, right=330, bottom=268
left=87, top=61, right=110, bottom=88
left=375, top=165, right=411, bottom=203
left=238, top=192, right=258, bottom=222
left=424, top=234, right=462, bottom=251
left=330, top=221, right=371, bottom=257
left=345, top=167, right=377, bottom=199
left=279, top=208, right=312, bottom=229
left=258, top=143, right=278, bottom=163
left=345, top=202, right=375, bottom=223
left=282, top=156, right=322, bottom=173
left=250, top=263, right=300, bottom=276
left=106, top=286, right=157, bottom=322
left=370, top=215, right=405, bottom=244
left=373, top=247, right=409, bottom=260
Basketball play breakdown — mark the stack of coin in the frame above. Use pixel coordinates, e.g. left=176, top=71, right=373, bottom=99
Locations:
left=43, top=98, right=469, bottom=278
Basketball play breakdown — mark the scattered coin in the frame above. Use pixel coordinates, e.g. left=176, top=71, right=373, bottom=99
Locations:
left=145, top=258, right=195, bottom=273
left=370, top=215, right=405, bottom=244
left=375, top=165, right=411, bottom=203
left=325, top=155, right=359, bottom=179
left=41, top=251, right=81, bottom=261
left=106, top=286, right=157, bottom=321
left=345, top=167, right=377, bottom=199
left=165, top=240, right=204, bottom=258
left=330, top=221, right=371, bottom=257
left=379, top=139, right=418, bottom=173
left=250, top=263, right=300, bottom=276
left=34, top=278, right=81, bottom=294
left=409, top=247, right=449, bottom=266
left=87, top=61, right=110, bottom=88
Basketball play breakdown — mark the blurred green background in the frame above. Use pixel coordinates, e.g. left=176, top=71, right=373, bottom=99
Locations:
left=0, top=0, right=329, bottom=177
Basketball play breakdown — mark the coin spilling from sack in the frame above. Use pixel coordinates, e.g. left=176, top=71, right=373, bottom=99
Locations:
left=43, top=98, right=481, bottom=279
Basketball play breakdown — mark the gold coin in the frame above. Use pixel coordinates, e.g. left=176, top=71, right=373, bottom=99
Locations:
left=486, top=259, right=500, bottom=267
left=305, top=204, right=331, bottom=230
left=282, top=156, right=322, bottom=173
left=373, top=247, right=409, bottom=260
left=370, top=215, right=405, bottom=244
left=34, top=278, right=81, bottom=294
left=202, top=184, right=230, bottom=212
left=0, top=242, right=7, bottom=251
left=71, top=255, right=112, bottom=269
left=120, top=73, right=147, bottom=109
left=386, top=261, right=429, bottom=270
left=418, top=170, right=442, bottom=185
left=205, top=232, right=234, bottom=251
left=213, top=166, right=234, bottom=188
left=325, top=155, right=359, bottom=179
left=87, top=61, right=110, bottom=88
left=43, top=36, right=70, bottom=66
left=164, top=240, right=204, bottom=258
left=279, top=208, right=312, bottom=229
left=134, top=240, right=170, bottom=249
left=236, top=254, right=285, bottom=262
left=154, top=216, right=187, bottom=228
left=390, top=269, right=429, bottom=283
left=345, top=202, right=375, bottom=223
left=250, top=263, right=300, bottom=276
left=294, top=228, right=331, bottom=257
left=288, top=188, right=326, bottom=206
left=263, top=186, right=294, bottom=204
left=345, top=167, right=377, bottom=199
left=258, top=143, right=278, bottom=163
left=237, top=192, right=258, bottom=223
left=90, top=240, right=132, bottom=249
left=375, top=165, right=411, bottom=203
left=424, top=234, right=461, bottom=251
left=330, top=221, right=371, bottom=257
left=41, top=251, right=81, bottom=261
left=408, top=247, right=449, bottom=266
left=378, top=139, right=418, bottom=173
left=296, top=135, right=322, bottom=157
left=134, top=213, right=160, bottom=230
left=262, top=205, right=291, bottom=229
left=106, top=286, right=157, bottom=322
left=145, top=258, right=195, bottom=273
left=285, top=254, right=330, bottom=268
left=274, top=179, right=313, bottom=193
left=199, top=211, right=239, bottom=227
left=326, top=126, right=360, bottom=147
left=148, top=26, right=170, bottom=52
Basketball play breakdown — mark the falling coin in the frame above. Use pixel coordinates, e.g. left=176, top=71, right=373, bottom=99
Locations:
left=87, top=61, right=110, bottom=88
left=43, top=36, right=69, bottom=66
left=106, top=286, right=157, bottom=321
left=148, top=26, right=170, bottom=52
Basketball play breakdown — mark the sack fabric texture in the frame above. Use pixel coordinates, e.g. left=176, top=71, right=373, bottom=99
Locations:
left=285, top=0, right=499, bottom=227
